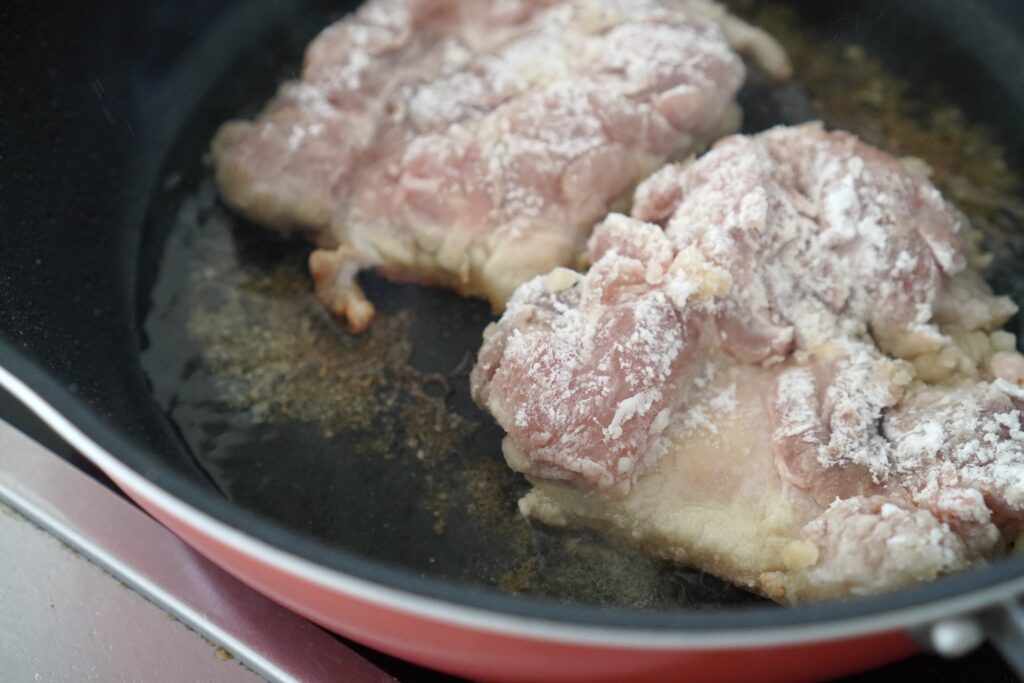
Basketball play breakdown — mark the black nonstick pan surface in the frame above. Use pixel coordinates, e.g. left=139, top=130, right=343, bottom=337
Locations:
left=5, top=0, right=1024, bottom=643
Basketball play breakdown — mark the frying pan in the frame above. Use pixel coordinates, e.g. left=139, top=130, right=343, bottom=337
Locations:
left=4, top=0, right=1024, bottom=680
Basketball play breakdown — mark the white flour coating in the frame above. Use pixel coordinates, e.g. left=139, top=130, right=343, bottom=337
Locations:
left=795, top=496, right=971, bottom=599
left=478, top=123, right=1020, bottom=496
left=772, top=368, right=818, bottom=441
left=677, top=380, right=736, bottom=436
left=473, top=122, right=1024, bottom=600
left=473, top=217, right=722, bottom=492
left=885, top=379, right=1024, bottom=514
left=634, top=122, right=971, bottom=361
left=213, top=0, right=790, bottom=331
left=815, top=348, right=911, bottom=480
left=632, top=123, right=1024, bottom=529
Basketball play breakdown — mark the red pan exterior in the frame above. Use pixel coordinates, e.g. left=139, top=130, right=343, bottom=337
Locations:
left=111, top=471, right=920, bottom=682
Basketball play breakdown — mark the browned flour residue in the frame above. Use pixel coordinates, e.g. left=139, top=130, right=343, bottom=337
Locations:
left=187, top=245, right=471, bottom=460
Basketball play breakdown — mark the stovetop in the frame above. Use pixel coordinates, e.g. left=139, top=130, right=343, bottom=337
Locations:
left=0, top=389, right=1018, bottom=683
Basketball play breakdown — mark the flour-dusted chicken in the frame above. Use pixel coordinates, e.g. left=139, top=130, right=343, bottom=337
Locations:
left=471, top=123, right=1024, bottom=603
left=211, top=0, right=790, bottom=331
left=472, top=217, right=725, bottom=494
left=632, top=122, right=979, bottom=362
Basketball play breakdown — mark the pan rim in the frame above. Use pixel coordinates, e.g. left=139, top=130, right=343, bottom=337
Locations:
left=4, top=345, right=1024, bottom=648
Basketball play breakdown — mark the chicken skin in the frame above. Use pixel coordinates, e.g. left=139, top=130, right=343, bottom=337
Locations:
left=211, top=0, right=789, bottom=331
left=472, top=123, right=1024, bottom=603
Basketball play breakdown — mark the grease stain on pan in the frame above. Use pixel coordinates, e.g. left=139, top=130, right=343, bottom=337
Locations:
left=141, top=1, right=1023, bottom=610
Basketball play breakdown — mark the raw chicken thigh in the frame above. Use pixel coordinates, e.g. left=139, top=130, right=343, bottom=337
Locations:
left=471, top=122, right=1024, bottom=603
left=211, top=0, right=790, bottom=331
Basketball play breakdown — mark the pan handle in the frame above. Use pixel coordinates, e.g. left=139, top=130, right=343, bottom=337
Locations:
left=920, top=600, right=1024, bottom=676
left=982, top=600, right=1024, bottom=675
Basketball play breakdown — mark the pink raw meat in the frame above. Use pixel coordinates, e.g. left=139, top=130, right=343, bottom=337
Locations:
left=473, top=123, right=1024, bottom=602
left=211, top=0, right=790, bottom=331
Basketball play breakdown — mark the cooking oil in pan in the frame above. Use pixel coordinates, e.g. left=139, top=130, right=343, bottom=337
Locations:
left=140, top=1, right=1024, bottom=609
